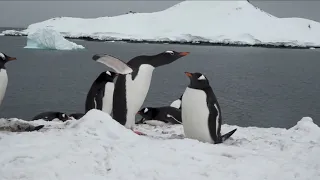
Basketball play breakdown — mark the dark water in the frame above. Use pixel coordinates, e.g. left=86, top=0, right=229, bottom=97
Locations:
left=0, top=35, right=319, bottom=129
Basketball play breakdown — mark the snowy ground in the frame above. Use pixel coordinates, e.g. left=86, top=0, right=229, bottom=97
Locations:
left=24, top=28, right=85, bottom=50
left=0, top=109, right=319, bottom=180
left=2, top=0, right=320, bottom=48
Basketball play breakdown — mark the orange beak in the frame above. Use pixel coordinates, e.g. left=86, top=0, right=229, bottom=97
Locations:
left=136, top=111, right=140, bottom=115
left=184, top=72, right=192, bottom=77
left=7, top=57, right=17, bottom=61
left=179, top=52, right=190, bottom=56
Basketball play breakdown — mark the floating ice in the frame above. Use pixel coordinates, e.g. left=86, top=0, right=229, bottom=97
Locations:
left=24, top=28, right=85, bottom=50
left=3, top=0, right=320, bottom=48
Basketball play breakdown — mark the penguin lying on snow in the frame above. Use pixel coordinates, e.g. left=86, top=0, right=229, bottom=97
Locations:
left=85, top=70, right=118, bottom=115
left=0, top=52, right=17, bottom=107
left=32, top=112, right=85, bottom=121
left=32, top=111, right=71, bottom=122
left=181, top=72, right=237, bottom=144
left=136, top=106, right=182, bottom=125
left=92, top=50, right=189, bottom=135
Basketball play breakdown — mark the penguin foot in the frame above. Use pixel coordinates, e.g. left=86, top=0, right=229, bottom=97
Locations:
left=133, top=130, right=146, bottom=136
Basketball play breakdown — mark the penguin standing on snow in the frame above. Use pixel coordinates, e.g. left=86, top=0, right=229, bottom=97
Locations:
left=0, top=52, right=16, bottom=107
left=92, top=50, right=189, bottom=134
left=85, top=70, right=118, bottom=114
left=181, top=72, right=237, bottom=144
left=136, top=106, right=182, bottom=124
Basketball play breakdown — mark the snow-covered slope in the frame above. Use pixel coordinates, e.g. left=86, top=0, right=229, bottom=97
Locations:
left=24, top=28, right=85, bottom=50
left=0, top=109, right=319, bottom=180
left=2, top=0, right=320, bottom=48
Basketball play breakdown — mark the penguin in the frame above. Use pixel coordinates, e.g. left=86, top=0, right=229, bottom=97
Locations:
left=136, top=106, right=182, bottom=124
left=169, top=95, right=182, bottom=109
left=92, top=50, right=189, bottom=135
left=32, top=111, right=71, bottom=122
left=69, top=113, right=85, bottom=120
left=85, top=70, right=118, bottom=114
left=0, top=52, right=16, bottom=107
left=181, top=72, right=237, bottom=144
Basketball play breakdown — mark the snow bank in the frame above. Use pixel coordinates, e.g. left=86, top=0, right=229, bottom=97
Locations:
left=0, top=109, right=319, bottom=180
left=24, top=28, right=85, bottom=50
left=0, top=33, right=4, bottom=36
left=2, top=0, right=320, bottom=48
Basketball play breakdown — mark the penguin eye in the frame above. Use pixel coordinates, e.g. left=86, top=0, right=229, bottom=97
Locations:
left=0, top=53, right=5, bottom=60
left=144, top=108, right=148, bottom=113
left=165, top=51, right=174, bottom=55
left=198, top=75, right=206, bottom=80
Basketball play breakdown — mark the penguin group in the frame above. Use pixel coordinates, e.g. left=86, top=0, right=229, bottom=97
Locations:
left=0, top=50, right=236, bottom=144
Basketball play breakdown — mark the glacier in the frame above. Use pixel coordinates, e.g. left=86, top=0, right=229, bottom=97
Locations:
left=24, top=28, right=85, bottom=50
left=2, top=0, right=320, bottom=48
left=0, top=109, right=319, bottom=180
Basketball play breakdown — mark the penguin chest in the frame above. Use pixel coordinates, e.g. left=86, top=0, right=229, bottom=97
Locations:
left=101, top=82, right=114, bottom=115
left=125, top=64, right=155, bottom=128
left=182, top=87, right=213, bottom=143
left=0, top=69, right=8, bottom=105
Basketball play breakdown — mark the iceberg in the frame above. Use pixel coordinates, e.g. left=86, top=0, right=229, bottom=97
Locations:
left=2, top=0, right=320, bottom=48
left=24, top=28, right=85, bottom=50
left=0, top=109, right=319, bottom=180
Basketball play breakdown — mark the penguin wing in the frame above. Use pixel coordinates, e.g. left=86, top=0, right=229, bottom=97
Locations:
left=92, top=54, right=133, bottom=74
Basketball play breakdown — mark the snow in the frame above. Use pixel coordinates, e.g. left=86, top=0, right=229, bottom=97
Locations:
left=0, top=33, right=4, bottom=36
left=0, top=109, right=319, bottom=180
left=2, top=0, right=320, bottom=48
left=24, top=28, right=85, bottom=50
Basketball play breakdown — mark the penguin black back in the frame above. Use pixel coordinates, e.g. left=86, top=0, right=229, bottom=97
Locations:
left=32, top=111, right=70, bottom=122
left=137, top=106, right=182, bottom=124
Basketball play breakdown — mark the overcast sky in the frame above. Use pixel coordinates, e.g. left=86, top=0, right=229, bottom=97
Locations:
left=0, top=1, right=320, bottom=27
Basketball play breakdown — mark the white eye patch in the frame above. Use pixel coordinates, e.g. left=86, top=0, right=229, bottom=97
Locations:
left=165, top=50, right=174, bottom=55
left=144, top=108, right=149, bottom=113
left=106, top=71, right=111, bottom=76
left=0, top=53, right=5, bottom=60
left=198, top=75, right=206, bottom=80
left=62, top=114, right=65, bottom=118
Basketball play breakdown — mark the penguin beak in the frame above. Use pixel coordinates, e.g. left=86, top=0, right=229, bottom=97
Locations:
left=7, top=56, right=17, bottom=61
left=136, top=111, right=140, bottom=114
left=179, top=52, right=190, bottom=56
left=185, top=72, right=192, bottom=77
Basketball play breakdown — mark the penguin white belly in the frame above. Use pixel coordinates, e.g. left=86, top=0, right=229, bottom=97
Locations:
left=0, top=69, right=8, bottom=106
left=182, top=87, right=213, bottom=143
left=101, top=83, right=114, bottom=115
left=125, top=64, right=155, bottom=128
left=170, top=99, right=181, bottom=109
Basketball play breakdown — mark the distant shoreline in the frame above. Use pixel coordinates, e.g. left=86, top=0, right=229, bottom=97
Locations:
left=1, top=33, right=316, bottom=50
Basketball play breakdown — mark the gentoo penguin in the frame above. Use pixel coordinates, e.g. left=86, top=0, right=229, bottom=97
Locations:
left=32, top=111, right=71, bottom=122
left=170, top=95, right=182, bottom=109
left=181, top=72, right=237, bottom=144
left=69, top=113, right=85, bottom=120
left=85, top=70, right=118, bottom=114
left=0, top=52, right=16, bottom=107
left=92, top=50, right=189, bottom=134
left=137, top=106, right=182, bottom=124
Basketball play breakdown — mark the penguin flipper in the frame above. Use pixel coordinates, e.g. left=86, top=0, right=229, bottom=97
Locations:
left=221, top=128, right=237, bottom=142
left=92, top=54, right=133, bottom=74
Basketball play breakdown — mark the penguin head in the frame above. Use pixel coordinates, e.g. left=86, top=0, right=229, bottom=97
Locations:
left=137, top=107, right=158, bottom=119
left=150, top=50, right=190, bottom=67
left=184, top=72, right=210, bottom=89
left=96, top=71, right=118, bottom=83
left=57, top=113, right=70, bottom=122
left=0, top=52, right=16, bottom=65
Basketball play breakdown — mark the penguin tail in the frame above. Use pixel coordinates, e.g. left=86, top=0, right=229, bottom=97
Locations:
left=221, top=128, right=237, bottom=142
